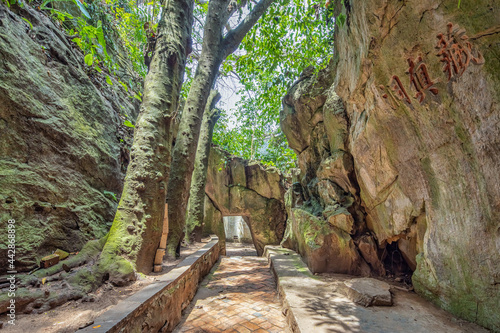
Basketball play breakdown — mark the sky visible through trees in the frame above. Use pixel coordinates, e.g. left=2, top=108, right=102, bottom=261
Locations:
left=180, top=0, right=337, bottom=171
left=218, top=1, right=335, bottom=170
left=15, top=0, right=338, bottom=171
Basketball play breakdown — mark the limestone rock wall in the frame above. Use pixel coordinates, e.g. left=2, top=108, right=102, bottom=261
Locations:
left=202, top=147, right=287, bottom=255
left=0, top=4, right=139, bottom=272
left=280, top=0, right=500, bottom=330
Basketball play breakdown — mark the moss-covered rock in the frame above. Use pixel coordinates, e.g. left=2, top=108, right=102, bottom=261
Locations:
left=280, top=0, right=500, bottom=330
left=203, top=146, right=287, bottom=255
left=202, top=195, right=225, bottom=254
left=34, top=236, right=107, bottom=278
left=0, top=3, right=139, bottom=273
left=283, top=208, right=370, bottom=274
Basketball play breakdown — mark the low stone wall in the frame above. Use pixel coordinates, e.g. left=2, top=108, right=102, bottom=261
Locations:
left=264, top=246, right=312, bottom=333
left=80, top=236, right=221, bottom=333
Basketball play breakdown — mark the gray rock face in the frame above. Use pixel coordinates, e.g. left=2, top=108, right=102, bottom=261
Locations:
left=342, top=278, right=392, bottom=307
left=203, top=147, right=287, bottom=255
left=0, top=3, right=138, bottom=272
left=280, top=69, right=377, bottom=276
left=279, top=0, right=500, bottom=330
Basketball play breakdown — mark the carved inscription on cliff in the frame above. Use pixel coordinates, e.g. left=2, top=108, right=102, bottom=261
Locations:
left=383, top=23, right=484, bottom=105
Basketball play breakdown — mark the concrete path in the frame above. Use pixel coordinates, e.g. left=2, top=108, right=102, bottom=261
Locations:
left=173, top=244, right=287, bottom=333
left=265, top=246, right=490, bottom=333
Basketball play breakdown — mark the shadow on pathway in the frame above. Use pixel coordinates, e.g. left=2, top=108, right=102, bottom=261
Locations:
left=173, top=243, right=287, bottom=333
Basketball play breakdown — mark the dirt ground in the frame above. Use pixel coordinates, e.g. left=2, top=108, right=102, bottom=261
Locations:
left=0, top=240, right=208, bottom=332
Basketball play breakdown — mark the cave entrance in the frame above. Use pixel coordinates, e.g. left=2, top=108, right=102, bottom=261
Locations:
left=382, top=242, right=413, bottom=285
left=223, top=216, right=257, bottom=256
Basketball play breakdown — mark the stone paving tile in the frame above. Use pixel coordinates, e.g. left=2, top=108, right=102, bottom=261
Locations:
left=173, top=255, right=287, bottom=333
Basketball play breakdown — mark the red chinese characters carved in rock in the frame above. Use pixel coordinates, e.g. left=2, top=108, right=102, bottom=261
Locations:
left=389, top=56, right=438, bottom=105
left=436, top=22, right=485, bottom=81
left=389, top=75, right=411, bottom=104
left=406, top=56, right=439, bottom=104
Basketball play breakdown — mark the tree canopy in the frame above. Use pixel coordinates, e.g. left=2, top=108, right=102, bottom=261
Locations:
left=213, top=0, right=335, bottom=171
left=10, top=0, right=338, bottom=171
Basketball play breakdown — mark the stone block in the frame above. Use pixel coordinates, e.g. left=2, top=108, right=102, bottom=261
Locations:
left=159, top=233, right=168, bottom=249
left=54, top=249, right=69, bottom=260
left=40, top=254, right=60, bottom=268
left=342, top=278, right=392, bottom=307
left=162, top=204, right=169, bottom=234
left=154, top=249, right=165, bottom=265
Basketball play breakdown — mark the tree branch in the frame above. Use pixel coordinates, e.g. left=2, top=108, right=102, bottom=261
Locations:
left=193, top=14, right=205, bottom=29
left=221, top=0, right=274, bottom=59
left=200, top=0, right=230, bottom=48
left=208, top=89, right=221, bottom=109
left=221, top=0, right=247, bottom=30
left=206, top=90, right=222, bottom=117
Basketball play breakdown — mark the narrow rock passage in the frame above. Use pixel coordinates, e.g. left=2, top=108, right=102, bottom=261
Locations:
left=174, top=244, right=287, bottom=333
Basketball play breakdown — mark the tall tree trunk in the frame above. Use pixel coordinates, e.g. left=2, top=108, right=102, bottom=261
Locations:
left=166, top=0, right=274, bottom=256
left=166, top=0, right=225, bottom=255
left=185, top=90, right=221, bottom=239
left=97, top=0, right=194, bottom=282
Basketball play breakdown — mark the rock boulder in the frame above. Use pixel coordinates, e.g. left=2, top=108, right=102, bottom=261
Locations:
left=280, top=0, right=500, bottom=330
left=203, top=147, right=287, bottom=255
left=0, top=4, right=139, bottom=272
left=342, top=278, right=392, bottom=307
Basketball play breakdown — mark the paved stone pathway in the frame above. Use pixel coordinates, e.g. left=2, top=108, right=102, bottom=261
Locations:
left=173, top=245, right=287, bottom=333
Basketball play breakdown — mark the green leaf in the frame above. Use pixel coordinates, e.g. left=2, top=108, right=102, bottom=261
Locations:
left=40, top=0, right=52, bottom=10
left=84, top=53, right=93, bottom=66
left=93, top=66, right=102, bottom=73
left=118, top=80, right=128, bottom=92
left=337, top=13, right=346, bottom=27
left=133, top=93, right=142, bottom=102
left=96, top=22, right=108, bottom=57
left=103, top=190, right=117, bottom=202
left=72, top=0, right=90, bottom=19
left=105, top=75, right=113, bottom=85
left=123, top=120, right=135, bottom=128
left=21, top=17, right=33, bottom=30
